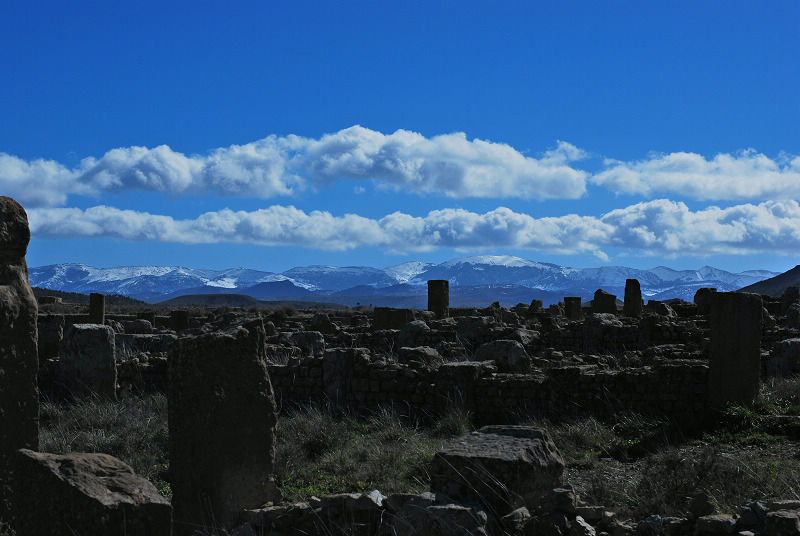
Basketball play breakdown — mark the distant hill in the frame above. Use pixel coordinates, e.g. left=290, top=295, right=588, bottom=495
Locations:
left=157, top=293, right=349, bottom=310
left=28, top=256, right=780, bottom=307
left=32, top=287, right=148, bottom=306
left=738, top=265, right=800, bottom=297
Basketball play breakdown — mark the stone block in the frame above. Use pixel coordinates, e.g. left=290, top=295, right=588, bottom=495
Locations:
left=169, top=318, right=282, bottom=534
left=59, top=323, right=117, bottom=398
left=430, top=425, right=563, bottom=516
left=708, top=292, right=762, bottom=410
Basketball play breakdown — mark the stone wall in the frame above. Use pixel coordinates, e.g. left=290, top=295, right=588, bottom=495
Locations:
left=267, top=348, right=709, bottom=425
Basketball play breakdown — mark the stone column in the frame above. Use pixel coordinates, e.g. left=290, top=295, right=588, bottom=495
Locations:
left=623, top=279, right=643, bottom=317
left=428, top=280, right=449, bottom=319
left=592, top=289, right=617, bottom=314
left=708, top=292, right=763, bottom=410
left=59, top=324, right=117, bottom=399
left=89, top=292, right=105, bottom=324
left=0, top=196, right=39, bottom=520
left=168, top=318, right=282, bottom=534
left=564, top=297, right=582, bottom=320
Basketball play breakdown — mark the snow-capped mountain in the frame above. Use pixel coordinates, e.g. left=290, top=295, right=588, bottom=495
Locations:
left=28, top=255, right=780, bottom=306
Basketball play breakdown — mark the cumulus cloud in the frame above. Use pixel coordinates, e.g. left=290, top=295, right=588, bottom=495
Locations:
left=0, top=126, right=588, bottom=207
left=593, top=150, right=800, bottom=200
left=27, top=199, right=800, bottom=258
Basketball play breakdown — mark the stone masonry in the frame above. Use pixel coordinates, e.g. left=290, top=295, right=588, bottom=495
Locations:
left=708, top=291, right=763, bottom=410
left=0, top=196, right=39, bottom=521
left=168, top=316, right=282, bottom=535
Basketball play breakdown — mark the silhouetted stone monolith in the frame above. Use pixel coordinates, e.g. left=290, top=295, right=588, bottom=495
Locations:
left=708, top=292, right=762, bottom=410
left=592, top=289, right=617, bottom=314
left=89, top=292, right=105, bottom=324
left=623, top=279, right=643, bottom=317
left=428, top=280, right=449, bottom=319
left=168, top=317, right=282, bottom=534
left=0, top=196, right=39, bottom=520
left=564, top=297, right=582, bottom=320
left=694, top=287, right=717, bottom=315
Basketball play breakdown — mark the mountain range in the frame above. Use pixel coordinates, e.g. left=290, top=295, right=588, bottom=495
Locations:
left=28, top=256, right=781, bottom=308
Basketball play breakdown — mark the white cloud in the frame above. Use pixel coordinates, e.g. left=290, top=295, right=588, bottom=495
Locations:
left=28, top=199, right=800, bottom=258
left=0, top=127, right=588, bottom=207
left=593, top=150, right=800, bottom=200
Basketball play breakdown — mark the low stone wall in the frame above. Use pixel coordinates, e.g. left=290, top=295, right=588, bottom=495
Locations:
left=268, top=348, right=709, bottom=425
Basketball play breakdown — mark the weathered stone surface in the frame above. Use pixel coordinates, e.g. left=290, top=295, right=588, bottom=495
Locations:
left=781, top=287, right=800, bottom=316
left=311, top=312, right=337, bottom=334
left=0, top=196, right=39, bottom=520
left=13, top=449, right=171, bottom=535
left=769, top=338, right=800, bottom=378
left=430, top=426, right=564, bottom=516
left=473, top=339, right=531, bottom=373
left=564, top=297, right=582, bottom=320
left=398, top=346, right=441, bottom=367
left=694, top=287, right=717, bottom=315
left=695, top=514, right=737, bottom=534
left=398, top=320, right=431, bottom=349
left=429, top=279, right=450, bottom=319
left=89, top=292, right=105, bottom=324
left=170, top=309, right=190, bottom=332
left=59, top=323, right=117, bottom=398
left=281, top=330, right=325, bottom=356
left=623, top=279, right=643, bottom=318
left=373, top=307, right=416, bottom=330
left=37, top=313, right=64, bottom=359
left=592, top=289, right=618, bottom=314
left=389, top=492, right=489, bottom=536
left=708, top=292, right=762, bottom=410
left=765, top=510, right=800, bottom=536
left=169, top=317, right=282, bottom=534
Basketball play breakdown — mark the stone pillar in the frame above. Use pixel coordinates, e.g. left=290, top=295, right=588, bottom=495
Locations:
left=428, top=280, right=449, bottom=319
left=694, top=287, right=717, bottom=315
left=623, top=279, right=643, bottom=317
left=708, top=292, right=762, bottom=410
left=0, top=196, right=39, bottom=520
left=89, top=292, right=105, bottom=324
left=59, top=324, right=117, bottom=399
left=170, top=309, right=190, bottom=332
left=168, top=318, right=282, bottom=535
left=592, top=289, right=617, bottom=314
left=564, top=297, right=582, bottom=320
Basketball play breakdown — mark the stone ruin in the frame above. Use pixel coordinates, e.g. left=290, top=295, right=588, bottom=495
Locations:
left=5, top=191, right=800, bottom=534
left=0, top=197, right=39, bottom=521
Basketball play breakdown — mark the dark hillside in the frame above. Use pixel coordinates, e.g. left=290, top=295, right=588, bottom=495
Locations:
left=32, top=287, right=148, bottom=306
left=738, top=265, right=800, bottom=296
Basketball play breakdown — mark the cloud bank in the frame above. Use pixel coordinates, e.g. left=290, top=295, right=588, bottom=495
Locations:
left=593, top=150, right=800, bottom=200
left=0, top=126, right=588, bottom=207
left=28, top=199, right=800, bottom=259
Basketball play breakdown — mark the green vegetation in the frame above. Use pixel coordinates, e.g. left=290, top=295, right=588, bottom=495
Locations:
left=30, top=376, right=800, bottom=521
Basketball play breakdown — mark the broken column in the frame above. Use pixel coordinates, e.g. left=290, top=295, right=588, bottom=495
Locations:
left=168, top=317, right=282, bottom=535
left=89, top=292, right=105, bottom=324
left=59, top=324, right=117, bottom=399
left=694, top=287, right=717, bottom=315
left=592, top=289, right=617, bottom=314
left=427, top=279, right=449, bottom=319
left=0, top=196, right=39, bottom=520
left=708, top=292, right=763, bottom=410
left=623, top=278, right=643, bottom=317
left=564, top=297, right=582, bottom=320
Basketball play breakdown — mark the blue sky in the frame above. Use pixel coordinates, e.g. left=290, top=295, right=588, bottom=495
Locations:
left=2, top=1, right=799, bottom=274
